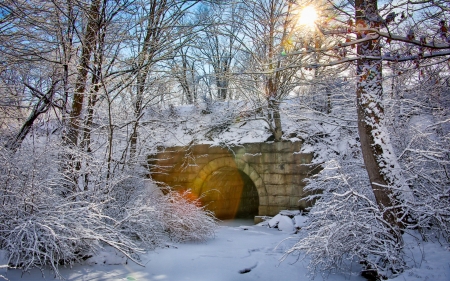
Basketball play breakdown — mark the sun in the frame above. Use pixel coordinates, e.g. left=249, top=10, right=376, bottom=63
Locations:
left=298, top=6, right=318, bottom=27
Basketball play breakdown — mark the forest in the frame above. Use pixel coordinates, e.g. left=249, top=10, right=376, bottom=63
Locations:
left=0, top=0, right=449, bottom=280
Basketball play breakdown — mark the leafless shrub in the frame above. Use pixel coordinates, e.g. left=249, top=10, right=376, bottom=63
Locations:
left=0, top=142, right=217, bottom=279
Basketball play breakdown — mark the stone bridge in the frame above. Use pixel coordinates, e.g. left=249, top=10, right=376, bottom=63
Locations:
left=148, top=141, right=317, bottom=219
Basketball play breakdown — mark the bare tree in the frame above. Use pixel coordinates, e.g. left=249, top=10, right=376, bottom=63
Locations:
left=126, top=0, right=200, bottom=162
left=237, top=0, right=309, bottom=141
left=0, top=0, right=76, bottom=150
left=195, top=2, right=242, bottom=100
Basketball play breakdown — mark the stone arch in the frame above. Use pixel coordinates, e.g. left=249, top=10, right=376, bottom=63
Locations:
left=190, top=157, right=268, bottom=216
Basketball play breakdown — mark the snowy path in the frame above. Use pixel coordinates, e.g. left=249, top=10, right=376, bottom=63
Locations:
left=6, top=220, right=364, bottom=281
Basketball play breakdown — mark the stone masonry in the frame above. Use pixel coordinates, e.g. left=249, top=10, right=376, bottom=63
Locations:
left=148, top=141, right=316, bottom=217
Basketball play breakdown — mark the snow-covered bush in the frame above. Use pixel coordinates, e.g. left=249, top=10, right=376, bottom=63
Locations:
left=0, top=141, right=217, bottom=278
left=384, top=79, right=450, bottom=242
left=0, top=144, right=143, bottom=276
left=282, top=83, right=409, bottom=278
left=397, top=125, right=450, bottom=242
left=284, top=74, right=450, bottom=279
left=111, top=186, right=217, bottom=247
left=159, top=190, right=217, bottom=243
left=285, top=158, right=405, bottom=279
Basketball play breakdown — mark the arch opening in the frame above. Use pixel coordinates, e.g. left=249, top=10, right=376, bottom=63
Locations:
left=199, top=167, right=259, bottom=220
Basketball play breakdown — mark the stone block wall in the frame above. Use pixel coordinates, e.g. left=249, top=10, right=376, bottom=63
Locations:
left=149, top=141, right=317, bottom=216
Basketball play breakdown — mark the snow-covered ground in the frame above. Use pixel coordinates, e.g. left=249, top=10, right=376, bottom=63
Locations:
left=4, top=219, right=449, bottom=281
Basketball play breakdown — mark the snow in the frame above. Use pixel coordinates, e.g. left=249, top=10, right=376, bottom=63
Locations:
left=277, top=216, right=295, bottom=232
left=4, top=220, right=361, bottom=281
left=267, top=214, right=282, bottom=228
left=390, top=233, right=450, bottom=281
left=294, top=215, right=308, bottom=228
left=83, top=247, right=129, bottom=266
left=4, top=219, right=448, bottom=281
left=0, top=250, right=7, bottom=274
left=141, top=100, right=312, bottom=149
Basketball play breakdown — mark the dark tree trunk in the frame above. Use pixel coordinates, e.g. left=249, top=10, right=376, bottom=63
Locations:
left=61, top=0, right=101, bottom=193
left=355, top=0, right=411, bottom=228
left=217, top=79, right=228, bottom=100
left=65, top=0, right=101, bottom=147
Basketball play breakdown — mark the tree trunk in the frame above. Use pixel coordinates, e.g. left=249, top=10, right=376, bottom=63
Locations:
left=81, top=27, right=104, bottom=190
left=129, top=0, right=166, bottom=162
left=129, top=73, right=144, bottom=161
left=181, top=49, right=194, bottom=104
left=265, top=2, right=283, bottom=142
left=268, top=97, right=283, bottom=141
left=217, top=79, right=228, bottom=100
left=61, top=0, right=101, bottom=193
left=65, top=0, right=101, bottom=147
left=355, top=0, right=411, bottom=228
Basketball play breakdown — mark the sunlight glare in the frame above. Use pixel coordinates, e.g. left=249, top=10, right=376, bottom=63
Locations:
left=298, top=6, right=317, bottom=27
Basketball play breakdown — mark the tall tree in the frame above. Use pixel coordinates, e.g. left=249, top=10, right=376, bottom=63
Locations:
left=0, top=0, right=75, bottom=151
left=290, top=0, right=450, bottom=225
left=285, top=0, right=450, bottom=277
left=238, top=0, right=308, bottom=141
left=65, top=0, right=102, bottom=147
left=127, top=0, right=200, bottom=162
left=354, top=0, right=410, bottom=229
left=171, top=46, right=199, bottom=104
left=195, top=2, right=242, bottom=100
